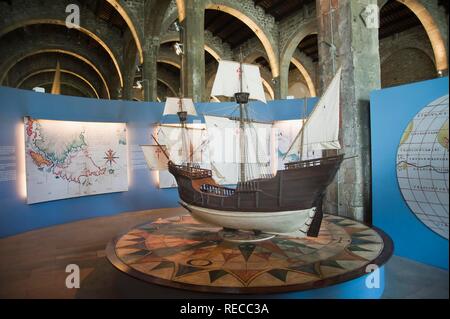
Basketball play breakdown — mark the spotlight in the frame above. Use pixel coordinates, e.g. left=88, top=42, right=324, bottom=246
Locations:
left=174, top=42, right=184, bottom=56
left=33, top=87, right=45, bottom=93
left=173, top=21, right=182, bottom=32
left=133, top=81, right=143, bottom=89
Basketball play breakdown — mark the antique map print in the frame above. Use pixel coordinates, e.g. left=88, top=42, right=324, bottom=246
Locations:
left=24, top=117, right=128, bottom=204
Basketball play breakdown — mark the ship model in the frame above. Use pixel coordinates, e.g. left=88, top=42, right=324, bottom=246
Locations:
left=142, top=61, right=344, bottom=238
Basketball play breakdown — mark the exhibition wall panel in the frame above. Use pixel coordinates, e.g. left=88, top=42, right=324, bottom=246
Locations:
left=371, top=76, right=449, bottom=269
left=0, top=86, right=315, bottom=237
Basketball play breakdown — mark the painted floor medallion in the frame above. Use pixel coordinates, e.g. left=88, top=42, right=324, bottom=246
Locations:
left=107, top=214, right=393, bottom=294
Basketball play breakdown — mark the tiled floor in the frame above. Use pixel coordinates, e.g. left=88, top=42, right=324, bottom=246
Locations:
left=0, top=208, right=447, bottom=299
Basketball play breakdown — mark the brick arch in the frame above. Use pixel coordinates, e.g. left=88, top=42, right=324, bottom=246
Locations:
left=279, top=18, right=318, bottom=98
left=205, top=0, right=279, bottom=77
left=0, top=0, right=125, bottom=87
left=16, top=69, right=100, bottom=99
left=380, top=0, right=448, bottom=72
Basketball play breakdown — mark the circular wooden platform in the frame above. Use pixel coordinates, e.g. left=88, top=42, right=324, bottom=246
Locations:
left=106, top=214, right=393, bottom=294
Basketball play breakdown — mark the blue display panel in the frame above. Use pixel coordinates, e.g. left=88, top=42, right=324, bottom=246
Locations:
left=370, top=77, right=449, bottom=269
left=0, top=86, right=315, bottom=237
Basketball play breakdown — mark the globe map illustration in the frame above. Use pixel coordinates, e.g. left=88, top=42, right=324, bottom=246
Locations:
left=396, top=95, right=449, bottom=239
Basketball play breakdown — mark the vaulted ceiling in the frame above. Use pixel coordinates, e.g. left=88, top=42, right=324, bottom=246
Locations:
left=0, top=0, right=446, bottom=100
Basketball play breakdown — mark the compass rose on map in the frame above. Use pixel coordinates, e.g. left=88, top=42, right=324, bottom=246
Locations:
left=104, top=149, right=119, bottom=167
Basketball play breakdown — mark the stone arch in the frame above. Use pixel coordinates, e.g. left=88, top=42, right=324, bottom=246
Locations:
left=241, top=53, right=275, bottom=100
left=380, top=0, right=448, bottom=72
left=157, top=66, right=181, bottom=96
left=39, top=83, right=90, bottom=98
left=107, top=0, right=144, bottom=63
left=160, top=32, right=227, bottom=63
left=161, top=0, right=180, bottom=33
left=7, top=53, right=107, bottom=99
left=205, top=0, right=279, bottom=77
left=280, top=18, right=318, bottom=98
left=291, top=57, right=317, bottom=97
left=158, top=47, right=182, bottom=68
left=0, top=47, right=112, bottom=99
left=0, top=0, right=127, bottom=86
left=158, top=79, right=177, bottom=96
left=381, top=47, right=437, bottom=87
left=20, top=73, right=96, bottom=98
left=0, top=20, right=123, bottom=88
left=176, top=0, right=186, bottom=21
left=16, top=69, right=100, bottom=98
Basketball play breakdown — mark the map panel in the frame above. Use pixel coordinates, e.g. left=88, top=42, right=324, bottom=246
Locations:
left=24, top=117, right=128, bottom=204
left=396, top=95, right=449, bottom=239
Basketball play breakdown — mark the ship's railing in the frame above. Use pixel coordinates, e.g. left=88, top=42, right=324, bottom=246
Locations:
left=170, top=164, right=212, bottom=179
left=284, top=155, right=343, bottom=170
left=236, top=181, right=259, bottom=192
left=200, top=184, right=235, bottom=196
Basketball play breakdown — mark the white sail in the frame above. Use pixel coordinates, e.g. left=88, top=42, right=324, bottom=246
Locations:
left=285, top=68, right=342, bottom=159
left=204, top=115, right=272, bottom=184
left=141, top=145, right=169, bottom=170
left=211, top=60, right=267, bottom=104
left=163, top=97, right=197, bottom=116
left=156, top=125, right=209, bottom=165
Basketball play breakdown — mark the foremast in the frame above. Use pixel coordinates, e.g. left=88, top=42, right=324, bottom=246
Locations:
left=162, top=95, right=197, bottom=165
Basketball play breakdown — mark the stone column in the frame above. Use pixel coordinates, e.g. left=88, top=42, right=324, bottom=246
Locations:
left=182, top=0, right=205, bottom=102
left=143, top=37, right=160, bottom=101
left=317, top=0, right=381, bottom=223
left=279, top=70, right=289, bottom=99
left=272, top=76, right=282, bottom=100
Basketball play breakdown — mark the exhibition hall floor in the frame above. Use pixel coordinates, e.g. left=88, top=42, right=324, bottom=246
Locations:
left=0, top=208, right=447, bottom=299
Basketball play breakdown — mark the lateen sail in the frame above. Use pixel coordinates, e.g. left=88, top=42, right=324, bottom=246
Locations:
left=285, top=68, right=342, bottom=159
left=211, top=60, right=267, bottom=104
left=141, top=145, right=169, bottom=170
left=163, top=97, right=197, bottom=116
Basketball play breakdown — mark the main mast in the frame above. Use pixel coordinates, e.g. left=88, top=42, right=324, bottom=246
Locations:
left=235, top=54, right=249, bottom=183
left=176, top=93, right=187, bottom=164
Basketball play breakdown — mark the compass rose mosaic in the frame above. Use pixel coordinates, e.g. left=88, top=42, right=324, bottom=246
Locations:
left=107, top=215, right=392, bottom=293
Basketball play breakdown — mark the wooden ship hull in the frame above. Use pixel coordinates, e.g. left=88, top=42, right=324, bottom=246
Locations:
left=169, top=154, right=344, bottom=237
